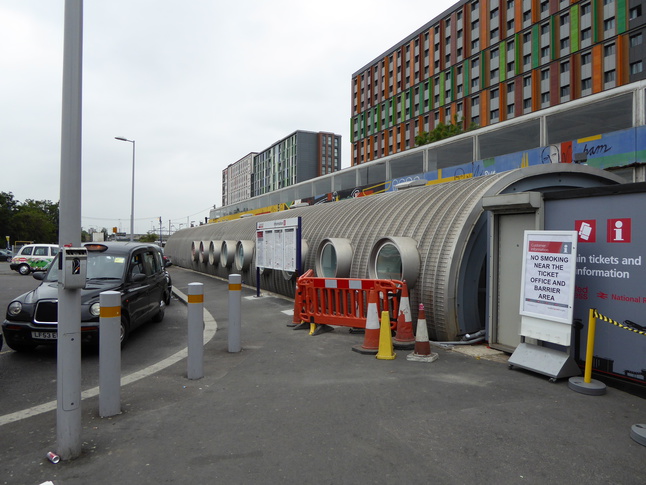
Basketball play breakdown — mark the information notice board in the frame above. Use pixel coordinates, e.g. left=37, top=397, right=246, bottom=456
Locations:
left=519, top=230, right=578, bottom=325
left=256, top=217, right=301, bottom=273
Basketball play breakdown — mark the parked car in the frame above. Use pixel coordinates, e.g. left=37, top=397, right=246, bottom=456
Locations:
left=0, top=249, right=13, bottom=262
left=9, top=244, right=59, bottom=275
left=2, top=242, right=173, bottom=351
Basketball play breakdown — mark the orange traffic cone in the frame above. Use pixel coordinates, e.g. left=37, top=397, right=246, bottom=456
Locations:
left=352, top=290, right=380, bottom=355
left=376, top=310, right=396, bottom=360
left=407, top=303, right=438, bottom=362
left=394, top=283, right=415, bottom=349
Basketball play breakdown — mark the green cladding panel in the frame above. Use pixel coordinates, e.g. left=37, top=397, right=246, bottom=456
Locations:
left=571, top=5, right=580, bottom=52
left=617, top=0, right=627, bottom=34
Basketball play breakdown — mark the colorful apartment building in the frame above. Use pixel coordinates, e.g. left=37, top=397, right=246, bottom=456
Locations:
left=351, top=0, right=646, bottom=165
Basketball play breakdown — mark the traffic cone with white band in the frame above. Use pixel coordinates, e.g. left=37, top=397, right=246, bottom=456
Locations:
left=407, top=303, right=438, bottom=363
left=393, top=283, right=415, bottom=349
left=352, top=289, right=380, bottom=355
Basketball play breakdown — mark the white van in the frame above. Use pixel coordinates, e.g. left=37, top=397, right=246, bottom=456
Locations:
left=10, top=244, right=59, bottom=275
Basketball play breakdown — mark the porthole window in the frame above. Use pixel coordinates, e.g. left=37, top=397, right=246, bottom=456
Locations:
left=375, top=244, right=401, bottom=279
left=235, top=240, right=255, bottom=271
left=199, top=240, right=209, bottom=264
left=315, top=238, right=352, bottom=278
left=208, top=240, right=221, bottom=266
left=220, top=240, right=236, bottom=268
left=191, top=241, right=200, bottom=262
left=368, top=237, right=420, bottom=288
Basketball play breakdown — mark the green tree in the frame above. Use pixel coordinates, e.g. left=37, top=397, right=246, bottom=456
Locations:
left=0, top=192, right=18, bottom=246
left=415, top=116, right=479, bottom=147
left=0, top=194, right=59, bottom=244
left=139, top=231, right=158, bottom=243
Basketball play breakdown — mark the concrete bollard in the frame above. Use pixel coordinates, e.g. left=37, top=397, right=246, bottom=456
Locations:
left=187, top=282, right=204, bottom=379
left=228, top=274, right=242, bottom=353
left=99, top=291, right=121, bottom=417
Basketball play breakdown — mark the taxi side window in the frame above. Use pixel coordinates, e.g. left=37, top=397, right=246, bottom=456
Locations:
left=130, top=253, right=146, bottom=277
left=22, top=246, right=33, bottom=256
left=34, top=247, right=48, bottom=256
left=143, top=251, right=160, bottom=275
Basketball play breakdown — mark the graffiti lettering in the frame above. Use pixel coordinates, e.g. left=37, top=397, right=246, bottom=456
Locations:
left=583, top=143, right=612, bottom=156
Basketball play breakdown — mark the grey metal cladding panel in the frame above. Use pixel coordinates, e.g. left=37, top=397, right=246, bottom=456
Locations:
left=296, top=133, right=319, bottom=183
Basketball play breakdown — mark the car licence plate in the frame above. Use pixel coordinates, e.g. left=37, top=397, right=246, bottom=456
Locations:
left=32, top=331, right=57, bottom=340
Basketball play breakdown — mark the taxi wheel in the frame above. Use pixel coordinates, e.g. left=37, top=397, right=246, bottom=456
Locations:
left=18, top=264, right=31, bottom=275
left=120, top=316, right=130, bottom=347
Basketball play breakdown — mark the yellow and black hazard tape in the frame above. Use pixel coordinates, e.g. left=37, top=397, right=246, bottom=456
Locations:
left=592, top=309, right=646, bottom=336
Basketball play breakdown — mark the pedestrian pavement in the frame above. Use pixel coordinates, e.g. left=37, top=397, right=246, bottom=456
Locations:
left=2, top=266, right=646, bottom=485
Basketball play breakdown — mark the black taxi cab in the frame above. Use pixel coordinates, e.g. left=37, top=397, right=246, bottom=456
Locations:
left=2, top=242, right=172, bottom=351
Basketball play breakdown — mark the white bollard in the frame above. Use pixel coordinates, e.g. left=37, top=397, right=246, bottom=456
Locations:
left=99, top=291, right=121, bottom=417
left=187, top=282, right=204, bottom=379
left=228, top=274, right=242, bottom=353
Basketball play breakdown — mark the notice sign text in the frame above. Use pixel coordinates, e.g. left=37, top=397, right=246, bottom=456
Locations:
left=520, top=231, right=578, bottom=324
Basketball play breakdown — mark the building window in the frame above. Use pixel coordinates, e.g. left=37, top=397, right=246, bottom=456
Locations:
left=631, top=61, right=643, bottom=74
left=541, top=92, right=549, bottom=106
left=604, top=18, right=615, bottom=31
left=560, top=85, right=570, bottom=98
left=540, top=1, right=549, bottom=14
left=560, top=38, right=570, bottom=50
left=604, top=43, right=615, bottom=57
left=581, top=52, right=592, bottom=65
left=541, top=69, right=549, bottom=80
left=631, top=33, right=643, bottom=47
left=560, top=61, right=569, bottom=73
left=523, top=54, right=531, bottom=66
left=523, top=98, right=531, bottom=110
left=541, top=46, right=550, bottom=58
left=604, top=70, right=616, bottom=84
left=507, top=103, right=515, bottom=116
left=581, top=77, right=592, bottom=94
left=630, top=6, right=642, bottom=20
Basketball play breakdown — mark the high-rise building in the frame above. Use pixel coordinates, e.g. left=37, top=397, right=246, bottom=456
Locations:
left=351, top=0, right=646, bottom=165
left=222, top=153, right=256, bottom=206
left=252, top=130, right=341, bottom=197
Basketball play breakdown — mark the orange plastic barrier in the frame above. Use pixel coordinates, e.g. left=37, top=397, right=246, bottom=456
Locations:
left=293, top=271, right=406, bottom=330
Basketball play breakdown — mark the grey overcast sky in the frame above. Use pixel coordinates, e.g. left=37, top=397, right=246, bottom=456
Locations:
left=1, top=0, right=452, bottom=235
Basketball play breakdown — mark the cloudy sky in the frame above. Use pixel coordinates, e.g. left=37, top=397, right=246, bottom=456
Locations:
left=1, top=0, right=452, bottom=235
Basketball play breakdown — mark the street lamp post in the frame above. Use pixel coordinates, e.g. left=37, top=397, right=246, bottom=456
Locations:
left=115, top=136, right=135, bottom=241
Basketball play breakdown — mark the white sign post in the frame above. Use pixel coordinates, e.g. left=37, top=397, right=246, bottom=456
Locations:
left=509, top=230, right=581, bottom=380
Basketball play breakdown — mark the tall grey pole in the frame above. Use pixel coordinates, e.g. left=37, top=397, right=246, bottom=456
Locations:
left=129, top=140, right=135, bottom=241
left=115, top=136, right=135, bottom=241
left=57, top=0, right=83, bottom=460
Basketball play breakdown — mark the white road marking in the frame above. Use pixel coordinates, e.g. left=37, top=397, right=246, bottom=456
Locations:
left=0, top=287, right=216, bottom=427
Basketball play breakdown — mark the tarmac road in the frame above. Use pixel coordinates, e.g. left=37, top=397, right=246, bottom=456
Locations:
left=0, top=263, right=188, bottom=416
left=1, top=266, right=646, bottom=485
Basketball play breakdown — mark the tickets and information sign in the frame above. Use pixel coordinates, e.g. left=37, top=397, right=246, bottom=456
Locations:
left=520, top=230, right=577, bottom=324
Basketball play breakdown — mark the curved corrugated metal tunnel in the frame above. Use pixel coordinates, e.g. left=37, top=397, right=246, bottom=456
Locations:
left=165, top=164, right=622, bottom=340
